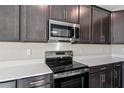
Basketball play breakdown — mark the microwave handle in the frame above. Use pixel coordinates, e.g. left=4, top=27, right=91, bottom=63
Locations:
left=73, top=27, right=76, bottom=38
left=70, top=28, right=74, bottom=38
left=71, top=27, right=76, bottom=43
left=71, top=27, right=80, bottom=43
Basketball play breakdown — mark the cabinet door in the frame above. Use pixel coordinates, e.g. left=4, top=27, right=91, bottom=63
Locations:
left=49, top=5, right=65, bottom=21
left=92, top=7, right=110, bottom=44
left=100, top=70, right=113, bottom=88
left=92, top=7, right=102, bottom=43
left=89, top=73, right=100, bottom=88
left=89, top=69, right=113, bottom=88
left=102, top=10, right=111, bottom=44
left=20, top=5, right=48, bottom=42
left=79, top=5, right=91, bottom=43
left=64, top=5, right=79, bottom=23
left=111, top=11, right=124, bottom=44
left=0, top=5, right=19, bottom=41
left=114, top=65, right=122, bottom=88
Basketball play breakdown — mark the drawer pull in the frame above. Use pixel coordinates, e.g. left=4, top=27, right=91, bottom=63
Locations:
left=30, top=80, right=45, bottom=85
left=115, top=64, right=121, bottom=67
left=100, top=67, right=107, bottom=70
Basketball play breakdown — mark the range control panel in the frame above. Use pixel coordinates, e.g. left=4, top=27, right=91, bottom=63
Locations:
left=45, top=51, right=73, bottom=58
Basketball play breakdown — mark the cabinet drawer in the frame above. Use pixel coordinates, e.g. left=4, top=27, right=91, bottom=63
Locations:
left=0, top=81, right=16, bottom=88
left=17, top=74, right=52, bottom=88
left=90, top=63, right=114, bottom=73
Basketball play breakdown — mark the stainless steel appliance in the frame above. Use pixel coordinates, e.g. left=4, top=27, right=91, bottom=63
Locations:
left=45, top=51, right=89, bottom=88
left=49, top=20, right=80, bottom=42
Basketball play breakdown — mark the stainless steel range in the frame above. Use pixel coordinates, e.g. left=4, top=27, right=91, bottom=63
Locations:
left=45, top=51, right=89, bottom=88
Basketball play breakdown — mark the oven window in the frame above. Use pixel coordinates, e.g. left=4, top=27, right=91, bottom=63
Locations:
left=54, top=74, right=86, bottom=88
left=51, top=24, right=74, bottom=38
left=61, top=77, right=84, bottom=88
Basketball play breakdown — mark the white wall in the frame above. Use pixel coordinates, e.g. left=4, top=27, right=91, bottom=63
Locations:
left=0, top=42, right=111, bottom=61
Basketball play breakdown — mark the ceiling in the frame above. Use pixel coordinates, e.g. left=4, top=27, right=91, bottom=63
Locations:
left=97, top=5, right=124, bottom=11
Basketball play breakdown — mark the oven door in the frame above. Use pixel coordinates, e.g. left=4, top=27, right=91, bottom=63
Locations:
left=54, top=72, right=89, bottom=88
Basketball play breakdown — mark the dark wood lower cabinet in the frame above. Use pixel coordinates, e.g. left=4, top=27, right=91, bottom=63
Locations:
left=89, top=69, right=113, bottom=88
left=89, top=72, right=100, bottom=88
left=89, top=62, right=122, bottom=88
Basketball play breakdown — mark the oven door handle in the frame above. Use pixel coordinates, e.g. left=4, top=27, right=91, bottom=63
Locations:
left=54, top=69, right=89, bottom=79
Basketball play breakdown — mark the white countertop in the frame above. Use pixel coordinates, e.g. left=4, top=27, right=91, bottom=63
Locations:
left=0, top=59, right=52, bottom=82
left=0, top=55, right=124, bottom=82
left=74, top=55, right=124, bottom=67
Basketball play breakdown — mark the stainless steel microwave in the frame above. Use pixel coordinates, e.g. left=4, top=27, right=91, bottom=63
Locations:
left=49, top=20, right=80, bottom=42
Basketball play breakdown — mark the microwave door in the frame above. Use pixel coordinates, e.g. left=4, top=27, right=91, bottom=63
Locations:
left=50, top=24, right=74, bottom=41
left=49, top=20, right=80, bottom=42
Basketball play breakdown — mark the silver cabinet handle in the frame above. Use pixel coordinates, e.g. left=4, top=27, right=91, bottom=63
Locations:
left=118, top=69, right=121, bottom=87
left=115, top=70, right=118, bottom=79
left=103, top=74, right=105, bottom=83
left=30, top=80, right=45, bottom=85
left=101, top=74, right=105, bottom=83
left=115, top=64, right=121, bottom=67
left=100, top=74, right=102, bottom=87
left=100, top=74, right=104, bottom=87
left=111, top=72, right=113, bottom=88
left=100, top=67, right=107, bottom=70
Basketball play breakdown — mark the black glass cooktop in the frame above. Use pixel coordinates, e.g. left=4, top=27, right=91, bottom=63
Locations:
left=47, top=61, right=88, bottom=73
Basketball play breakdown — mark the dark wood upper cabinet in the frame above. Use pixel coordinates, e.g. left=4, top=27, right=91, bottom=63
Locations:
left=92, top=6, right=111, bottom=44
left=102, top=11, right=111, bottom=44
left=111, top=11, right=124, bottom=44
left=79, top=5, right=91, bottom=43
left=0, top=5, right=112, bottom=43
left=50, top=5, right=79, bottom=23
left=0, top=5, right=19, bottom=41
left=20, top=5, right=49, bottom=42
left=49, top=5, right=65, bottom=21
left=64, top=5, right=79, bottom=23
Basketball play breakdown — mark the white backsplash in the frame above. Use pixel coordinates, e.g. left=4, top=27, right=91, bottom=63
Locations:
left=0, top=42, right=111, bottom=61
left=112, top=45, right=124, bottom=57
